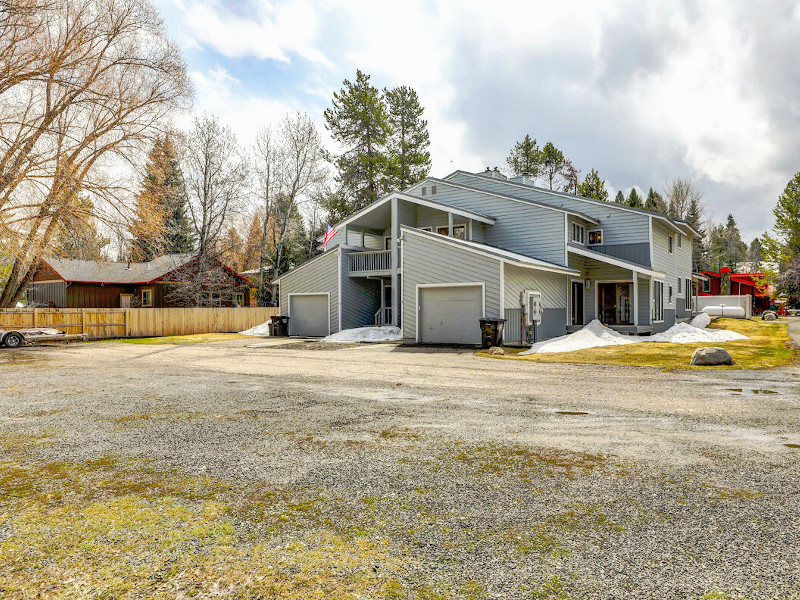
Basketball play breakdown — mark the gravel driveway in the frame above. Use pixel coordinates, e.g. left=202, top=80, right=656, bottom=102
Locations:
left=2, top=337, right=799, bottom=599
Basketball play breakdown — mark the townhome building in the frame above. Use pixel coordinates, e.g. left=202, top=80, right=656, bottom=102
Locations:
left=274, top=168, right=700, bottom=345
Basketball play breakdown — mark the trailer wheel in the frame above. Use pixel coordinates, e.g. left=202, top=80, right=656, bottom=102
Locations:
left=2, top=332, right=23, bottom=348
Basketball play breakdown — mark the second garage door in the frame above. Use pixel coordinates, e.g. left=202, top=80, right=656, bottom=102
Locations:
left=289, top=294, right=330, bottom=337
left=419, top=285, right=483, bottom=345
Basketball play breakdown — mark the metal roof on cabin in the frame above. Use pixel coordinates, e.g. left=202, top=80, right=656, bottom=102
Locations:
left=43, top=254, right=196, bottom=284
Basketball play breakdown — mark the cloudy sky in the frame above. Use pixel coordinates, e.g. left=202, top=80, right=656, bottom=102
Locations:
left=152, top=0, right=800, bottom=241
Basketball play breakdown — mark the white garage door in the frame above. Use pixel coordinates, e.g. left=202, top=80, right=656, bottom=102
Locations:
left=419, top=285, right=483, bottom=345
left=289, top=294, right=329, bottom=337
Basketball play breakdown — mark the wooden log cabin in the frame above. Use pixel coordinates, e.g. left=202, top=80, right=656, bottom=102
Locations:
left=27, top=254, right=253, bottom=308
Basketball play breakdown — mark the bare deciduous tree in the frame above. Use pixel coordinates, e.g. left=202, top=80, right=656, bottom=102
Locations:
left=0, top=0, right=191, bottom=306
left=252, top=112, right=328, bottom=303
left=183, top=114, right=248, bottom=279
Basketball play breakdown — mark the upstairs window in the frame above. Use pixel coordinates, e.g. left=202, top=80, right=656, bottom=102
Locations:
left=668, top=235, right=674, bottom=254
left=678, top=233, right=682, bottom=248
left=436, top=224, right=466, bottom=239
left=571, top=223, right=585, bottom=244
left=588, top=229, right=603, bottom=245
left=421, top=186, right=427, bottom=196
left=677, top=278, right=682, bottom=294
left=431, top=185, right=437, bottom=195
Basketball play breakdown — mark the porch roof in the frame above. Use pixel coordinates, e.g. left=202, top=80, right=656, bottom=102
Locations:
left=402, top=227, right=580, bottom=276
left=568, top=245, right=666, bottom=278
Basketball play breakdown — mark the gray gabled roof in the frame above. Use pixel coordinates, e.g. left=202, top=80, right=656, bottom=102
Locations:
left=43, top=253, right=196, bottom=284
left=444, top=170, right=696, bottom=236
left=419, top=177, right=600, bottom=224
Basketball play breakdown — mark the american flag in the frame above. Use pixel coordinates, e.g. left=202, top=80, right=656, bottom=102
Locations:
left=322, top=223, right=337, bottom=250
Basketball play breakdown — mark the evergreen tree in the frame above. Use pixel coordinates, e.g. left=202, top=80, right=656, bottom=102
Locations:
left=130, top=136, right=194, bottom=261
left=242, top=212, right=263, bottom=272
left=577, top=169, right=608, bottom=202
left=614, top=190, right=625, bottom=204
left=763, top=171, right=800, bottom=302
left=685, top=195, right=706, bottom=271
left=385, top=85, right=431, bottom=190
left=645, top=187, right=664, bottom=212
left=540, top=142, right=566, bottom=190
left=746, top=238, right=763, bottom=272
left=626, top=188, right=643, bottom=208
left=506, top=134, right=542, bottom=177
left=324, top=70, right=391, bottom=216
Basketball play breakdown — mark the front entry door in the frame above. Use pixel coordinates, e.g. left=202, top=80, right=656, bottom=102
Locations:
left=571, top=282, right=584, bottom=325
left=597, top=283, right=632, bottom=325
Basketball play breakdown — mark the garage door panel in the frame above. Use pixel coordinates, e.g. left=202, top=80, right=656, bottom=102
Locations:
left=419, top=286, right=482, bottom=345
left=289, top=294, right=329, bottom=337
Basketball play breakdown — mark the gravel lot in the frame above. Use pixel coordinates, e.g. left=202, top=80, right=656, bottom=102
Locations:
left=2, top=335, right=800, bottom=599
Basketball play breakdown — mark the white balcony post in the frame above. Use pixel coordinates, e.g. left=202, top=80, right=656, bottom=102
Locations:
left=448, top=212, right=454, bottom=237
left=390, top=197, right=399, bottom=326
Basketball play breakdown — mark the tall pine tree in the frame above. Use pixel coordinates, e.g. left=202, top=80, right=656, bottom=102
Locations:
left=626, top=188, right=643, bottom=208
left=614, top=190, right=625, bottom=204
left=540, top=142, right=566, bottom=190
left=51, top=194, right=109, bottom=260
left=506, top=134, right=542, bottom=177
left=130, top=136, right=194, bottom=261
left=324, top=70, right=391, bottom=217
left=385, top=85, right=431, bottom=190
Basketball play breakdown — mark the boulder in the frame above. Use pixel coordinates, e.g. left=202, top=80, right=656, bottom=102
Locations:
left=690, top=347, right=733, bottom=366
left=762, top=311, right=778, bottom=321
left=488, top=346, right=505, bottom=355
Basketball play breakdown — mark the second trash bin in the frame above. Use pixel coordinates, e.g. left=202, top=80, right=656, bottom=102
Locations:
left=270, top=315, right=290, bottom=337
left=478, top=318, right=505, bottom=349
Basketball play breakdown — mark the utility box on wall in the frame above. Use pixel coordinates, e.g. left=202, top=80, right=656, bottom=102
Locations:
left=521, top=290, right=542, bottom=326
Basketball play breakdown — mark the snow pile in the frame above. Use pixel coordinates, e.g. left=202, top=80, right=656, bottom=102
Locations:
left=240, top=321, right=272, bottom=336
left=521, top=316, right=747, bottom=354
left=322, top=326, right=402, bottom=343
left=521, top=319, right=640, bottom=354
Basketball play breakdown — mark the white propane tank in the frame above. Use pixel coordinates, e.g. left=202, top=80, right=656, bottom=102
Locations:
left=702, top=305, right=746, bottom=318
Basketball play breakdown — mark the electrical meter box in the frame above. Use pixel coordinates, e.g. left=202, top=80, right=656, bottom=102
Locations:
left=521, top=290, right=542, bottom=326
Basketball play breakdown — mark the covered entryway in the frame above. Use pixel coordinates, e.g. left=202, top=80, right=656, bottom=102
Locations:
left=289, top=294, right=329, bottom=337
left=418, top=285, right=483, bottom=345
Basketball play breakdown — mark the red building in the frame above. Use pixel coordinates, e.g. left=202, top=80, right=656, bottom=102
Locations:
left=698, top=269, right=771, bottom=314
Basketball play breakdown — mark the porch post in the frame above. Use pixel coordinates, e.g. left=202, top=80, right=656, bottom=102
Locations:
left=390, top=197, right=399, bottom=326
left=360, top=228, right=365, bottom=248
left=468, top=219, right=473, bottom=240
left=448, top=212, right=454, bottom=236
left=632, top=271, right=639, bottom=328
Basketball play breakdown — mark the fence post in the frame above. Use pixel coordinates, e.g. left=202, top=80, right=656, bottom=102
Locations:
left=124, top=309, right=129, bottom=337
left=33, top=307, right=38, bottom=329
left=81, top=308, right=86, bottom=338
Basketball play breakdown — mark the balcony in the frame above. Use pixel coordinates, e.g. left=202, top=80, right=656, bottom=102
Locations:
left=348, top=249, right=393, bottom=274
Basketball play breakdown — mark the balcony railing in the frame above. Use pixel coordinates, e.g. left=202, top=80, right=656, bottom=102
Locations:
left=349, top=249, right=392, bottom=273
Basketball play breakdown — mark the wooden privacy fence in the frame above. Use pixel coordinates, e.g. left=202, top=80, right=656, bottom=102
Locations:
left=0, top=307, right=279, bottom=339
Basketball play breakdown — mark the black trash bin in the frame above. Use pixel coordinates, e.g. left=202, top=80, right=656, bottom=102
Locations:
left=271, top=315, right=290, bottom=337
left=478, top=318, right=506, bottom=349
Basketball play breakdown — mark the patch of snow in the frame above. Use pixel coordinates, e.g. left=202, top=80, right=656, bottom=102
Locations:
left=520, top=319, right=640, bottom=354
left=521, top=316, right=747, bottom=354
left=322, top=326, right=402, bottom=343
left=15, top=302, right=24, bottom=308
left=240, top=321, right=271, bottom=336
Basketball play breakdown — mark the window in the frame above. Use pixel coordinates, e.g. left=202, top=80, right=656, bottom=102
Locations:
left=233, top=292, right=244, bottom=306
left=571, top=223, right=585, bottom=244
left=702, top=279, right=710, bottom=292
left=384, top=236, right=392, bottom=250
left=431, top=185, right=437, bottom=195
left=421, top=186, right=427, bottom=196
left=141, top=288, right=153, bottom=307
left=588, top=229, right=603, bottom=245
left=668, top=285, right=673, bottom=304
left=436, top=224, right=466, bottom=239
left=668, top=235, right=673, bottom=254
left=677, top=278, right=682, bottom=294
left=677, top=233, right=682, bottom=248
left=653, top=281, right=664, bottom=322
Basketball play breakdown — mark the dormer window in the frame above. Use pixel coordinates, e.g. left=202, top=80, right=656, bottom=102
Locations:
left=571, top=223, right=585, bottom=244
left=588, top=229, right=603, bottom=245
left=421, top=186, right=427, bottom=196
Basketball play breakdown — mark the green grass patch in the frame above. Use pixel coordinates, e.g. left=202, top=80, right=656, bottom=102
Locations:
left=479, top=318, right=798, bottom=370
left=96, top=333, right=249, bottom=345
